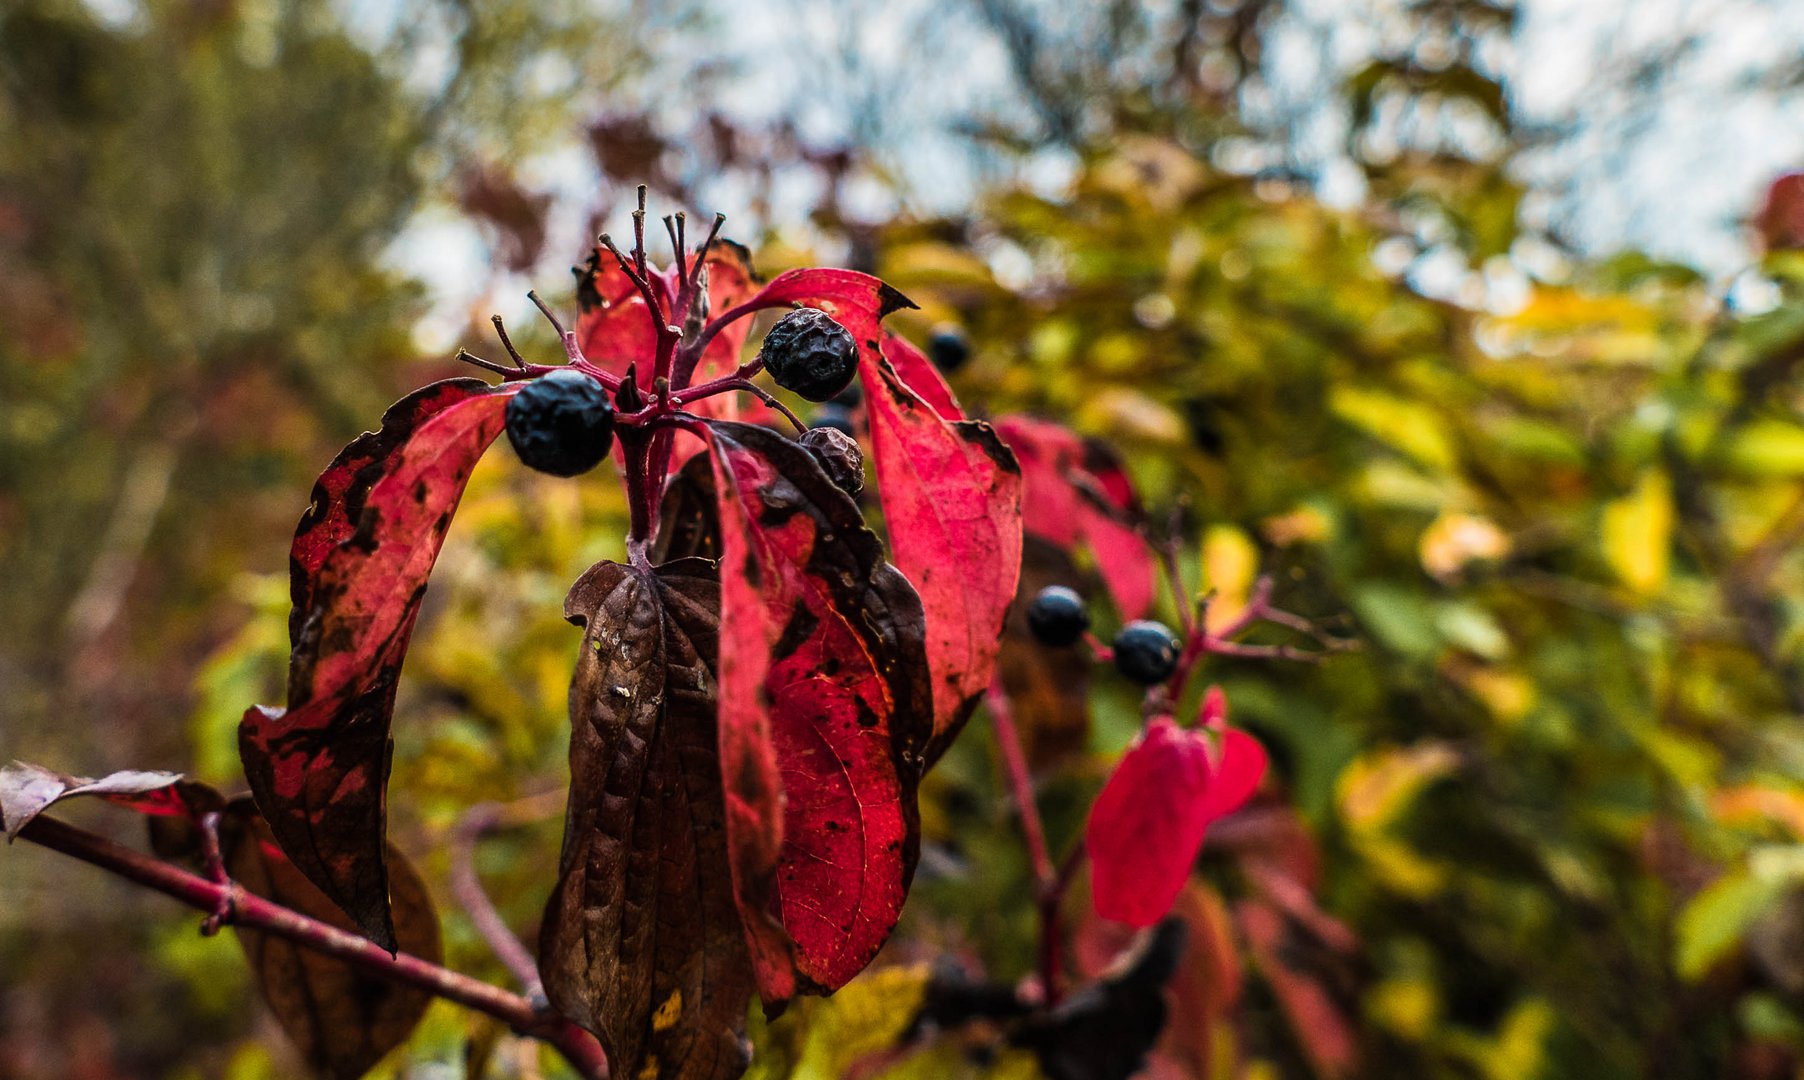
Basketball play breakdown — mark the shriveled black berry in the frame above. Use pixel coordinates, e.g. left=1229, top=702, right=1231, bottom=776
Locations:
left=928, top=325, right=971, bottom=373
left=1112, top=620, right=1181, bottom=684
left=810, top=404, right=858, bottom=437
left=760, top=307, right=859, bottom=402
left=504, top=369, right=615, bottom=477
left=1027, top=586, right=1090, bottom=647
left=800, top=425, right=864, bottom=497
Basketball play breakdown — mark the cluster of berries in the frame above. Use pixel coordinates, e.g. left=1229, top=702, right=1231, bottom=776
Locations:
left=1026, top=585, right=1182, bottom=685
left=504, top=309, right=972, bottom=495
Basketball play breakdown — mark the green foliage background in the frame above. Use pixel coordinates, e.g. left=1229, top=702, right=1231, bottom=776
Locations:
left=4, top=1, right=1804, bottom=1078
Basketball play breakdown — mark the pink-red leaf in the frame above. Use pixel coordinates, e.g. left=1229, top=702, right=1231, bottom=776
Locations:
left=240, top=378, right=513, bottom=950
left=729, top=269, right=1022, bottom=753
left=1086, top=718, right=1216, bottom=928
left=1087, top=704, right=1268, bottom=928
left=705, top=421, right=934, bottom=997
left=881, top=330, right=962, bottom=421
left=992, top=416, right=1157, bottom=621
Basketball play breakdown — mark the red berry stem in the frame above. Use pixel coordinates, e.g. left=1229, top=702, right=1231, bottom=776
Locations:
left=985, top=679, right=1069, bottom=1005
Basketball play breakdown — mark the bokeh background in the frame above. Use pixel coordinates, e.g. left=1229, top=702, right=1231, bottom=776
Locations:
left=5, top=0, right=1804, bottom=1076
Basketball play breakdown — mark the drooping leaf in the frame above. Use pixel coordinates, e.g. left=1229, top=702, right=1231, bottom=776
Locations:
left=722, top=268, right=1021, bottom=756
left=219, top=801, right=442, bottom=1080
left=705, top=430, right=796, bottom=1005
left=1086, top=709, right=1268, bottom=929
left=704, top=422, right=935, bottom=997
left=992, top=415, right=1156, bottom=622
left=0, top=761, right=222, bottom=840
left=652, top=450, right=724, bottom=566
left=539, top=559, right=755, bottom=1080
left=240, top=377, right=514, bottom=951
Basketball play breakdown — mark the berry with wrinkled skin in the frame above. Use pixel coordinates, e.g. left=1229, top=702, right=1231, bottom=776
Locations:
left=504, top=369, right=615, bottom=477
left=761, top=307, right=859, bottom=401
left=1027, top=586, right=1090, bottom=647
left=928, top=326, right=971, bottom=373
left=810, top=404, right=858, bottom=437
left=1112, top=620, right=1182, bottom=684
left=800, top=425, right=865, bottom=497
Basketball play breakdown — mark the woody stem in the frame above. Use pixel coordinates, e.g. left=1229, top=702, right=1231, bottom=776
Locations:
left=16, top=815, right=609, bottom=1080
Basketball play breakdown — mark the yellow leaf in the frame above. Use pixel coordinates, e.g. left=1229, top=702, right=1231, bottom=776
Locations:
left=1201, top=524, right=1258, bottom=634
left=1600, top=470, right=1672, bottom=595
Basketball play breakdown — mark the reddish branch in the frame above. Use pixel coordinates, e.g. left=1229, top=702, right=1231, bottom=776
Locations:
left=18, top=815, right=610, bottom=1080
left=449, top=802, right=546, bottom=1000
left=986, top=679, right=1077, bottom=1007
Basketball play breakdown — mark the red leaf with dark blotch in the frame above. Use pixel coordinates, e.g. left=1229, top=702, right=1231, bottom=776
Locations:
left=0, top=761, right=222, bottom=840
left=218, top=801, right=443, bottom=1080
left=734, top=267, right=1017, bottom=755
left=1086, top=718, right=1215, bottom=929
left=880, top=330, right=963, bottom=421
left=992, top=416, right=1157, bottom=621
left=241, top=378, right=513, bottom=951
left=287, top=379, right=505, bottom=638
left=539, top=559, right=755, bottom=1080
left=705, top=431, right=795, bottom=1004
left=864, top=358, right=1021, bottom=760
left=1087, top=708, right=1269, bottom=929
left=705, top=421, right=933, bottom=995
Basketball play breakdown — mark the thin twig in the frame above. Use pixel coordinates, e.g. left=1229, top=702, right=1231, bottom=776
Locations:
left=985, top=680, right=1064, bottom=1005
left=450, top=803, right=545, bottom=1000
left=17, top=816, right=609, bottom=1080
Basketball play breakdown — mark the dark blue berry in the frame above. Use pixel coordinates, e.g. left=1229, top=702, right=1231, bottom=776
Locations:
left=928, top=326, right=971, bottom=373
left=799, top=426, right=864, bottom=497
left=761, top=308, right=859, bottom=402
left=1027, top=586, right=1090, bottom=647
left=1112, top=620, right=1181, bottom=684
left=504, top=369, right=615, bottom=477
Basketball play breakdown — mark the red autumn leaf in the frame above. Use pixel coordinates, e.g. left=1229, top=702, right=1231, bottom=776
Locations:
left=0, top=761, right=222, bottom=839
left=1086, top=696, right=1268, bottom=928
left=704, top=421, right=934, bottom=998
left=705, top=428, right=796, bottom=1004
left=992, top=415, right=1157, bottom=621
left=1086, top=718, right=1214, bottom=929
left=709, top=266, right=1022, bottom=760
left=240, top=377, right=514, bottom=951
left=540, top=559, right=756, bottom=1080
left=880, top=329, right=963, bottom=421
